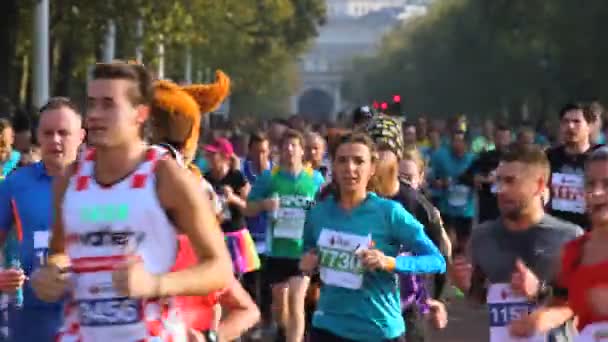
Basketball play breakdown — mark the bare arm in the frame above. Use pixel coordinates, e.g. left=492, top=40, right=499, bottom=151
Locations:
left=226, top=183, right=249, bottom=211
left=450, top=260, right=487, bottom=305
left=31, top=165, right=73, bottom=303
left=516, top=252, right=575, bottom=334
left=48, top=164, right=75, bottom=265
left=239, top=182, right=251, bottom=200
left=467, top=264, right=488, bottom=305
left=156, top=158, right=232, bottom=296
left=509, top=297, right=574, bottom=337
left=217, top=280, right=261, bottom=341
left=243, top=200, right=266, bottom=217
left=532, top=297, right=574, bottom=332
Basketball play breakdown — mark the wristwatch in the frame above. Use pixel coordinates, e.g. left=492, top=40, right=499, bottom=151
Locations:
left=536, top=281, right=553, bottom=303
left=203, top=330, right=218, bottom=342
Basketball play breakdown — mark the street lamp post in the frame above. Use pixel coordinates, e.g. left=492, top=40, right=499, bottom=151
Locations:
left=102, top=19, right=116, bottom=63
left=32, top=0, right=50, bottom=110
left=157, top=35, right=165, bottom=80
left=184, top=45, right=192, bottom=84
left=135, top=19, right=144, bottom=63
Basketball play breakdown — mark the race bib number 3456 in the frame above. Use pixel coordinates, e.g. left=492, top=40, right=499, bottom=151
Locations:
left=78, top=297, right=142, bottom=327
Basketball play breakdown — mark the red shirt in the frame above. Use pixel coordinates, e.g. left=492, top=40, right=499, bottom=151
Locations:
left=558, top=233, right=608, bottom=331
left=172, top=235, right=224, bottom=331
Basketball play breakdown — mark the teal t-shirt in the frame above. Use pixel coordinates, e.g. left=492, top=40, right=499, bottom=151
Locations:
left=431, top=147, right=475, bottom=218
left=248, top=167, right=324, bottom=259
left=193, top=155, right=209, bottom=173
left=471, top=135, right=495, bottom=153
left=303, top=193, right=445, bottom=342
left=0, top=151, right=20, bottom=180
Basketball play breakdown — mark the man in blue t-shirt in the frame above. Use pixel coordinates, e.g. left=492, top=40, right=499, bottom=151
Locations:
left=0, top=98, right=84, bottom=342
left=242, top=132, right=273, bottom=252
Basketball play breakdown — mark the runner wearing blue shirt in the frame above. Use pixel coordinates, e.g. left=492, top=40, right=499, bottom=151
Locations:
left=240, top=132, right=274, bottom=338
left=0, top=119, right=20, bottom=181
left=0, top=98, right=84, bottom=342
left=300, top=133, right=445, bottom=342
left=430, top=130, right=475, bottom=254
left=242, top=132, right=274, bottom=252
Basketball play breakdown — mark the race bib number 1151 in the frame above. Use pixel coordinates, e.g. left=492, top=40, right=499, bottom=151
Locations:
left=487, top=283, right=546, bottom=342
left=33, top=230, right=50, bottom=269
left=488, top=302, right=534, bottom=327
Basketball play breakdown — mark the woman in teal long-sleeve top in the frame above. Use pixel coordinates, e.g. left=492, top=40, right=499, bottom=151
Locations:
left=300, top=133, right=446, bottom=342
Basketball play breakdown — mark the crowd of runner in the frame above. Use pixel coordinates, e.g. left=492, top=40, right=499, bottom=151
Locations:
left=0, top=61, right=604, bottom=341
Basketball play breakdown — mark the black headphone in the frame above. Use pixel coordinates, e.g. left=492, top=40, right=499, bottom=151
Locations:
left=157, top=143, right=185, bottom=168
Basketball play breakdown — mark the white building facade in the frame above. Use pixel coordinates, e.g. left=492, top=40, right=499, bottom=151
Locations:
left=294, top=0, right=431, bottom=122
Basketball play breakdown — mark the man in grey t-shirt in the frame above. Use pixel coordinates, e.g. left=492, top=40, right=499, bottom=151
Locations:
left=451, top=145, right=583, bottom=342
left=472, top=215, right=582, bottom=291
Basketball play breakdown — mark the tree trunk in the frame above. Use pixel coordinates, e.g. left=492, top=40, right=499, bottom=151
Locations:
left=52, top=0, right=78, bottom=98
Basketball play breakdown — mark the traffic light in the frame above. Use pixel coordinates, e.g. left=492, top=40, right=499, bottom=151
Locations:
left=388, top=94, right=402, bottom=116
left=372, top=101, right=379, bottom=109
left=380, top=102, right=388, bottom=111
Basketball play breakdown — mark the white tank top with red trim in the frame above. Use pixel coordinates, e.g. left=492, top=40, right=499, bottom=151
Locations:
left=58, top=145, right=186, bottom=342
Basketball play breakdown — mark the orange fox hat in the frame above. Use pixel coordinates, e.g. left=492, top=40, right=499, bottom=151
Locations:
left=150, top=70, right=231, bottom=165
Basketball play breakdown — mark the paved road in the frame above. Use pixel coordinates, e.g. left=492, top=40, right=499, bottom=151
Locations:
left=254, top=291, right=491, bottom=342
left=430, top=297, right=489, bottom=342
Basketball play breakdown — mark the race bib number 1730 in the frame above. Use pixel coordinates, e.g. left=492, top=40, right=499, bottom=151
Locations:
left=317, top=229, right=370, bottom=290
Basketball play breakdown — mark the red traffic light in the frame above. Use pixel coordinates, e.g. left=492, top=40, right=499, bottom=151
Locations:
left=372, top=101, right=379, bottom=109
left=393, top=95, right=401, bottom=103
left=380, top=102, right=388, bottom=110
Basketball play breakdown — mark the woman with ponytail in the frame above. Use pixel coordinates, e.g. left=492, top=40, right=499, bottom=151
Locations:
left=366, top=116, right=450, bottom=342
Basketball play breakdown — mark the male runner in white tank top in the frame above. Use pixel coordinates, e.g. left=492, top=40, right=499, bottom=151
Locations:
left=31, top=61, right=233, bottom=342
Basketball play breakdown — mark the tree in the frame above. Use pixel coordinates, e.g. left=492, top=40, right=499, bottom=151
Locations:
left=342, top=0, right=608, bottom=120
left=0, top=0, right=326, bottom=117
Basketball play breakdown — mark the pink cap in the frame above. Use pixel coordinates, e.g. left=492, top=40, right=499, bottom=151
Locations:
left=203, top=137, right=234, bottom=157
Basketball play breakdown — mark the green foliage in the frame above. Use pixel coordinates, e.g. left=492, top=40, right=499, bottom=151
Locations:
left=342, top=0, right=608, bottom=119
left=0, top=0, right=326, bottom=116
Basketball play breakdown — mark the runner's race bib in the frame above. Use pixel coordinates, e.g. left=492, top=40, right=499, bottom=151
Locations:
left=317, top=229, right=371, bottom=290
left=551, top=173, right=585, bottom=213
left=218, top=196, right=232, bottom=221
left=73, top=258, right=145, bottom=328
left=448, top=184, right=470, bottom=207
left=576, top=322, right=608, bottom=342
left=78, top=297, right=142, bottom=327
left=487, top=283, right=546, bottom=342
left=490, top=170, right=498, bottom=194
left=33, top=230, right=50, bottom=269
left=273, top=207, right=306, bottom=240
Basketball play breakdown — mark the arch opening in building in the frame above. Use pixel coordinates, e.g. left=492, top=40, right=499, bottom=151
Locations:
left=297, top=88, right=335, bottom=122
